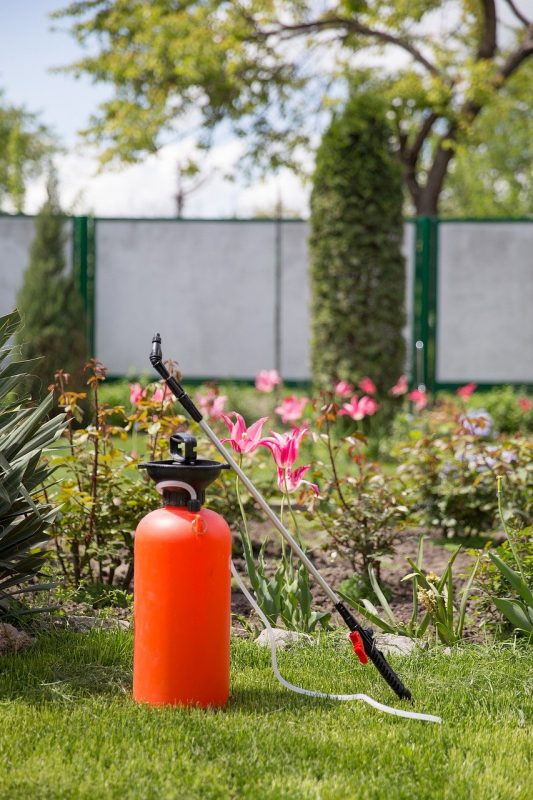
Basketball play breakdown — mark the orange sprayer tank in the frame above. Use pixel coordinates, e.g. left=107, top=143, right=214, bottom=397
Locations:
left=133, top=433, right=231, bottom=707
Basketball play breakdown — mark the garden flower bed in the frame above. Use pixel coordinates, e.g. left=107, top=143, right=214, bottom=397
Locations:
left=1, top=306, right=531, bottom=800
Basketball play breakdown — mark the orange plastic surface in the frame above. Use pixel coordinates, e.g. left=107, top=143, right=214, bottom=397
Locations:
left=133, top=505, right=232, bottom=707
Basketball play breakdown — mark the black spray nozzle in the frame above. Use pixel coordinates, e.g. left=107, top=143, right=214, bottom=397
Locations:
left=150, top=333, right=163, bottom=367
left=149, top=333, right=203, bottom=423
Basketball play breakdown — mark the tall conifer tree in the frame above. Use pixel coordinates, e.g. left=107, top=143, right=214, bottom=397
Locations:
left=310, top=89, right=405, bottom=393
left=15, top=175, right=89, bottom=397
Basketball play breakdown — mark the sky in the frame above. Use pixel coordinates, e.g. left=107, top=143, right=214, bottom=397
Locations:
left=0, top=0, right=531, bottom=218
left=0, top=0, right=309, bottom=217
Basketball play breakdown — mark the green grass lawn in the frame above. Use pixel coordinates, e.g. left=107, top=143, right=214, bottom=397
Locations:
left=0, top=631, right=531, bottom=800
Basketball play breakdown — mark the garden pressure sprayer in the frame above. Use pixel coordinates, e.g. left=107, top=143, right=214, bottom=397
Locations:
left=133, top=334, right=441, bottom=723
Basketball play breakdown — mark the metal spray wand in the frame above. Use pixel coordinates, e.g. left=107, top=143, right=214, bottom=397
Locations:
left=149, top=333, right=412, bottom=702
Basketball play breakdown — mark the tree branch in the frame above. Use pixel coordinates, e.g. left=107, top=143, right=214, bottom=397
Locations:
left=498, top=25, right=533, bottom=80
left=420, top=20, right=533, bottom=214
left=503, top=0, right=531, bottom=28
left=418, top=126, right=457, bottom=215
left=407, top=112, right=439, bottom=164
left=402, top=159, right=422, bottom=210
left=259, top=16, right=442, bottom=77
left=477, top=1, right=498, bottom=59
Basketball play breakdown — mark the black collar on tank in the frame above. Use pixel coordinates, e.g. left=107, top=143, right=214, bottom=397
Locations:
left=139, top=433, right=229, bottom=507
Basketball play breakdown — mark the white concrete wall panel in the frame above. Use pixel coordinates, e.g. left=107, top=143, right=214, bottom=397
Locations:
left=95, top=221, right=277, bottom=378
left=436, top=223, right=533, bottom=383
left=280, top=222, right=310, bottom=380
left=0, top=217, right=422, bottom=379
left=0, top=216, right=36, bottom=317
left=8, top=216, right=526, bottom=384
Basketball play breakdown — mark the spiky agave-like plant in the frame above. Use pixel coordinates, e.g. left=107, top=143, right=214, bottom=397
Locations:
left=0, top=309, right=66, bottom=619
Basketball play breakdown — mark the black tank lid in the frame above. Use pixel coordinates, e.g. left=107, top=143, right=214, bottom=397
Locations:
left=139, top=433, right=229, bottom=506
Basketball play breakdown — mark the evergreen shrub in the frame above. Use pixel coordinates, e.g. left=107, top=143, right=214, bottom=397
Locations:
left=310, top=87, right=405, bottom=393
left=15, top=176, right=89, bottom=397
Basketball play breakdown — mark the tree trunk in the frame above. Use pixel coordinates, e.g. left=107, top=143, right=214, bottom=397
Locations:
left=415, top=190, right=439, bottom=216
left=414, top=134, right=456, bottom=216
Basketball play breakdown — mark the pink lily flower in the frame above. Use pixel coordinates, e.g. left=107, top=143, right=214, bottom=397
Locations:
left=221, top=412, right=269, bottom=454
left=335, top=380, right=354, bottom=398
left=518, top=397, right=533, bottom=412
left=129, top=382, right=145, bottom=405
left=389, top=375, right=408, bottom=397
left=152, top=384, right=173, bottom=404
left=209, top=395, right=227, bottom=419
left=260, top=424, right=308, bottom=468
left=408, top=389, right=428, bottom=411
left=358, top=377, right=377, bottom=396
left=275, top=395, right=308, bottom=423
left=456, top=382, right=477, bottom=398
left=255, top=369, right=282, bottom=393
left=277, top=465, right=319, bottom=495
left=195, top=388, right=228, bottom=420
left=339, top=395, right=379, bottom=420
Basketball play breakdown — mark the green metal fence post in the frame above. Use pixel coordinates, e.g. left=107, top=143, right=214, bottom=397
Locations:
left=72, top=216, right=96, bottom=355
left=412, top=217, right=429, bottom=389
left=412, top=216, right=439, bottom=393
left=87, top=217, right=96, bottom=356
left=427, top=217, right=439, bottom=394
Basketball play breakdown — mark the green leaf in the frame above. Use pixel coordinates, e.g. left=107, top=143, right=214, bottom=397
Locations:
left=437, top=546, right=462, bottom=593
left=361, top=598, right=380, bottom=616
left=368, top=564, right=397, bottom=625
left=446, top=560, right=454, bottom=625
left=494, top=598, right=533, bottom=634
left=409, top=535, right=424, bottom=630
left=415, top=611, right=431, bottom=638
left=489, top=553, right=533, bottom=607
left=0, top=310, right=21, bottom=348
left=338, top=591, right=401, bottom=634
left=2, top=392, right=55, bottom=459
left=436, top=621, right=456, bottom=645
left=456, top=556, right=480, bottom=639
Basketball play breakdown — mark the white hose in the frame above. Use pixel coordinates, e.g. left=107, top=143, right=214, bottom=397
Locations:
left=155, top=480, right=197, bottom=498
left=231, top=562, right=442, bottom=724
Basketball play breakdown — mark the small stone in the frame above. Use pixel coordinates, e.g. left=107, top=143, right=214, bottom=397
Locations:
left=0, top=623, right=33, bottom=655
left=442, top=646, right=452, bottom=656
left=254, top=628, right=313, bottom=649
left=65, top=615, right=131, bottom=632
left=374, top=633, right=417, bottom=657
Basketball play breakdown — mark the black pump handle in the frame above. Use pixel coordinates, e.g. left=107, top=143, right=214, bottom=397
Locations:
left=170, top=433, right=198, bottom=463
left=336, top=602, right=412, bottom=701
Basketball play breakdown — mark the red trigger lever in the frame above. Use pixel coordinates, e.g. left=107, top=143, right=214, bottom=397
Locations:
left=349, top=630, right=369, bottom=664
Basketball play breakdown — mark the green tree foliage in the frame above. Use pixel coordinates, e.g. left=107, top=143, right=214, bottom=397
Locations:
left=441, top=62, right=533, bottom=216
left=309, top=89, right=405, bottom=392
left=0, top=91, right=55, bottom=212
left=54, top=1, right=533, bottom=214
left=15, top=177, right=89, bottom=398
